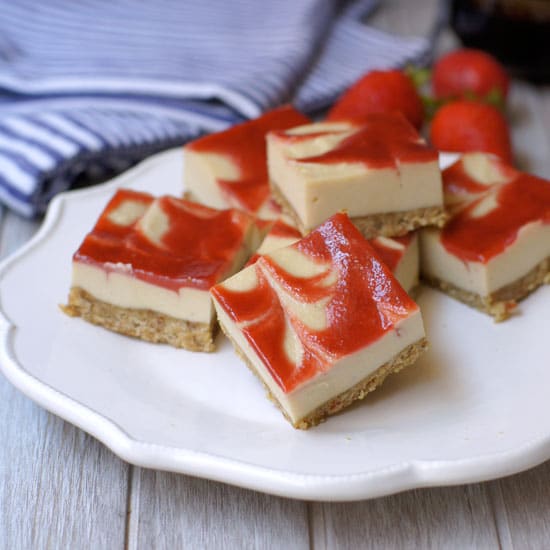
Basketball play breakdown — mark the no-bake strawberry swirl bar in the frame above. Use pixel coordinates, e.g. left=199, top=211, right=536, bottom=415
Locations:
left=421, top=153, right=550, bottom=321
left=63, top=189, right=262, bottom=351
left=267, top=112, right=447, bottom=237
left=211, top=213, right=428, bottom=429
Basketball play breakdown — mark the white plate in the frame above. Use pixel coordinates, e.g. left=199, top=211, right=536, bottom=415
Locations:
left=0, top=148, right=549, bottom=502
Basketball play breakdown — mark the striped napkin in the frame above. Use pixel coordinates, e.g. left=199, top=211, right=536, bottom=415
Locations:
left=0, top=0, right=434, bottom=217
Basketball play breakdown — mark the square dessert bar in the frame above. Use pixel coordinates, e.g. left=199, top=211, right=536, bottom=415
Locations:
left=267, top=112, right=447, bottom=237
left=62, top=189, right=262, bottom=351
left=420, top=153, right=550, bottom=321
left=211, top=213, right=428, bottom=429
left=184, top=105, right=309, bottom=219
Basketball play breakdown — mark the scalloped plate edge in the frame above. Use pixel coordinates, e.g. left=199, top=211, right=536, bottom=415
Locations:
left=0, top=148, right=549, bottom=501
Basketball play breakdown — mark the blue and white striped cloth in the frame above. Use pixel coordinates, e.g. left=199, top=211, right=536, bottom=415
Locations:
left=0, top=0, right=434, bottom=217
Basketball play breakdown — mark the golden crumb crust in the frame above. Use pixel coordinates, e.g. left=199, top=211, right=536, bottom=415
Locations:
left=61, top=287, right=217, bottom=352
left=270, top=181, right=447, bottom=238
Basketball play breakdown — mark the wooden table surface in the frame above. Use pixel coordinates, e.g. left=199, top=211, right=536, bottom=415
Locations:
left=1, top=3, right=550, bottom=549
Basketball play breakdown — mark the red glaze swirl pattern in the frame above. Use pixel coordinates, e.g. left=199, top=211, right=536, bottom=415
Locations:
left=75, top=189, right=254, bottom=291
left=370, top=234, right=413, bottom=273
left=441, top=155, right=550, bottom=263
left=212, top=213, right=419, bottom=393
left=295, top=113, right=437, bottom=168
left=186, top=105, right=309, bottom=213
left=246, top=218, right=302, bottom=266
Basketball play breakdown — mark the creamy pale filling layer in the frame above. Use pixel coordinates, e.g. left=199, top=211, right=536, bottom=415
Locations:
left=392, top=235, right=419, bottom=293
left=72, top=262, right=214, bottom=324
left=214, top=302, right=425, bottom=424
left=420, top=221, right=550, bottom=295
left=267, top=135, right=443, bottom=232
left=184, top=150, right=239, bottom=210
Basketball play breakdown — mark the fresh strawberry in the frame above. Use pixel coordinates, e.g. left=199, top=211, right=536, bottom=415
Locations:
left=432, top=48, right=509, bottom=105
left=327, top=69, right=424, bottom=130
left=430, top=100, right=513, bottom=163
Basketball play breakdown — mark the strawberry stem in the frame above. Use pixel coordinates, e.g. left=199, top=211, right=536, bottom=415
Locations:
left=404, top=65, right=431, bottom=89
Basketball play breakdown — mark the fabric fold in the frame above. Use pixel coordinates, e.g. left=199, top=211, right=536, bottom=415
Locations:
left=0, top=0, right=436, bottom=217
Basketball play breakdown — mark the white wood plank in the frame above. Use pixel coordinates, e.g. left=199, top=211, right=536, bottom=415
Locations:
left=130, top=468, right=309, bottom=550
left=0, top=212, right=130, bottom=549
left=488, top=462, right=550, bottom=549
left=486, top=479, right=514, bottom=550
left=311, top=485, right=500, bottom=550
left=0, top=355, right=130, bottom=549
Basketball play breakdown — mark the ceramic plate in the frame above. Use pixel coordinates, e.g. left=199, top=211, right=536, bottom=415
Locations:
left=0, top=148, right=549, bottom=501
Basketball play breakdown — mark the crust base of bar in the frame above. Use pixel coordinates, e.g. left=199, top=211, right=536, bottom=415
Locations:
left=351, top=207, right=448, bottom=239
left=270, top=182, right=447, bottom=238
left=218, top=314, right=428, bottom=429
left=423, top=257, right=550, bottom=322
left=61, top=287, right=217, bottom=352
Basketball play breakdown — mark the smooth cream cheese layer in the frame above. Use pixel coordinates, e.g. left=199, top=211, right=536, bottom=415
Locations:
left=72, top=262, right=215, bottom=324
left=214, top=301, right=425, bottom=424
left=184, top=150, right=238, bottom=210
left=267, top=122, right=443, bottom=231
left=420, top=221, right=550, bottom=295
left=387, top=235, right=419, bottom=293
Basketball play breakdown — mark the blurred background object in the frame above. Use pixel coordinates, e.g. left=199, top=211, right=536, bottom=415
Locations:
left=450, top=0, right=550, bottom=83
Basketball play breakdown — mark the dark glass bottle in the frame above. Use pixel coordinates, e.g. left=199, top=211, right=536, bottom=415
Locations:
left=450, top=0, right=550, bottom=83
